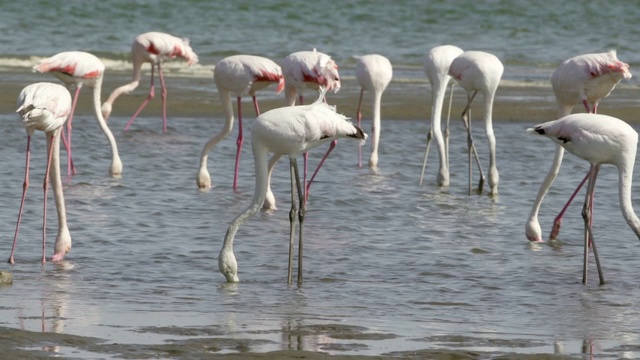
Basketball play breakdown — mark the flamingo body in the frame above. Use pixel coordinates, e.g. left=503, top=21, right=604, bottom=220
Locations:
left=9, top=82, right=72, bottom=264
left=355, top=54, right=392, bottom=168
left=196, top=55, right=284, bottom=190
left=33, top=51, right=123, bottom=177
left=449, top=50, right=503, bottom=195
left=421, top=45, right=464, bottom=186
left=528, top=113, right=640, bottom=284
left=282, top=49, right=341, bottom=106
left=101, top=31, right=198, bottom=132
left=525, top=51, right=632, bottom=242
left=219, top=90, right=366, bottom=284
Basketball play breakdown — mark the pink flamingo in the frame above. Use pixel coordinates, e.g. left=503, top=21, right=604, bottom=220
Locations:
left=449, top=50, right=504, bottom=196
left=196, top=54, right=284, bottom=191
left=528, top=113, right=640, bottom=285
left=9, top=82, right=73, bottom=264
left=419, top=45, right=464, bottom=186
left=355, top=54, right=393, bottom=169
left=262, top=49, right=340, bottom=210
left=101, top=31, right=199, bottom=133
left=218, top=89, right=366, bottom=285
left=33, top=51, right=123, bottom=177
left=525, top=51, right=632, bottom=242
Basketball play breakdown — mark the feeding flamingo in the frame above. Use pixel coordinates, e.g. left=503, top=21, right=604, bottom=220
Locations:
left=101, top=31, right=198, bottom=133
left=448, top=50, right=503, bottom=196
left=33, top=51, right=122, bottom=177
left=527, top=113, right=640, bottom=285
left=218, top=89, right=366, bottom=285
left=525, top=51, right=632, bottom=242
left=9, top=82, right=73, bottom=265
left=355, top=54, right=393, bottom=169
left=196, top=54, right=284, bottom=191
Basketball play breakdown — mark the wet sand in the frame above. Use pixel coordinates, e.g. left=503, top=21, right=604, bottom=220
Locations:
left=2, top=68, right=639, bottom=125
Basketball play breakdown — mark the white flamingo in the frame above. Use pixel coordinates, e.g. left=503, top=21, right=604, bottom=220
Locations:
left=528, top=113, right=640, bottom=285
left=355, top=54, right=393, bottom=169
left=448, top=50, right=503, bottom=196
left=218, top=89, right=366, bottom=285
left=525, top=51, right=632, bottom=242
left=9, top=82, right=73, bottom=264
left=196, top=54, right=284, bottom=191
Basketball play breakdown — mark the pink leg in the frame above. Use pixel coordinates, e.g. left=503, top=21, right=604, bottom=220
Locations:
left=8, top=136, right=32, bottom=264
left=158, top=62, right=168, bottom=133
left=124, top=64, right=156, bottom=131
left=549, top=172, right=589, bottom=240
left=356, top=88, right=364, bottom=168
left=252, top=95, right=261, bottom=116
left=233, top=97, right=243, bottom=191
left=41, top=134, right=56, bottom=265
left=65, top=87, right=81, bottom=176
left=305, top=139, right=338, bottom=200
left=59, top=131, right=76, bottom=178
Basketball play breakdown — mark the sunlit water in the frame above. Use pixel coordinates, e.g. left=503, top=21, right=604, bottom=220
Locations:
left=1, top=111, right=640, bottom=358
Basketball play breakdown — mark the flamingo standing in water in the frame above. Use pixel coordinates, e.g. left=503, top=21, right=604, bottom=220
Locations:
left=218, top=89, right=366, bottom=285
left=527, top=113, right=640, bottom=285
left=101, top=31, right=199, bottom=133
left=196, top=55, right=284, bottom=191
left=448, top=50, right=503, bottom=196
left=525, top=51, right=632, bottom=242
left=9, top=82, right=72, bottom=264
left=355, top=54, right=393, bottom=169
left=33, top=51, right=123, bottom=177
left=264, top=49, right=341, bottom=208
left=419, top=45, right=463, bottom=186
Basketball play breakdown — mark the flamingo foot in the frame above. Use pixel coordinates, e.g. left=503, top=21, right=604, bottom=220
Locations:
left=7, top=256, right=15, bottom=264
left=549, top=221, right=561, bottom=240
left=51, top=253, right=65, bottom=262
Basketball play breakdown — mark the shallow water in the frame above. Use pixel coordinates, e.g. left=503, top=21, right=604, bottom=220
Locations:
left=1, top=107, right=640, bottom=359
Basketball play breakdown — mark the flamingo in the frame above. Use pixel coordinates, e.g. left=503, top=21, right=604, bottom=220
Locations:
left=419, top=45, right=464, bottom=186
left=527, top=113, right=640, bottom=285
left=265, top=49, right=340, bottom=208
left=448, top=50, right=503, bottom=196
left=33, top=51, right=123, bottom=177
left=355, top=54, right=393, bottom=169
left=218, top=89, right=366, bottom=285
left=101, top=31, right=199, bottom=133
left=196, top=55, right=284, bottom=191
left=525, top=51, right=632, bottom=242
left=9, top=82, right=73, bottom=264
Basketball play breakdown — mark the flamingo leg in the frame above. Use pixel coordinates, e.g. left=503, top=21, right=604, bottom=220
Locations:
left=233, top=97, right=243, bottom=191
left=460, top=91, right=486, bottom=194
left=124, top=64, right=156, bottom=131
left=252, top=95, right=260, bottom=116
left=287, top=157, right=299, bottom=284
left=549, top=172, right=589, bottom=240
left=293, top=157, right=306, bottom=286
left=581, top=165, right=605, bottom=285
left=419, top=128, right=433, bottom=186
left=157, top=62, right=168, bottom=133
left=357, top=88, right=364, bottom=168
left=64, top=86, right=82, bottom=176
left=8, top=136, right=32, bottom=264
left=41, top=134, right=56, bottom=265
left=305, top=140, right=338, bottom=200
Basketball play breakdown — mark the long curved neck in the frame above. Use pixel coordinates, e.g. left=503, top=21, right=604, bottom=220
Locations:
left=221, top=142, right=269, bottom=253
left=198, top=89, right=235, bottom=168
left=92, top=77, right=122, bottom=175
left=104, top=60, right=144, bottom=107
left=618, top=158, right=640, bottom=239
left=49, top=129, right=67, bottom=228
left=370, top=90, right=383, bottom=158
left=528, top=144, right=565, bottom=219
left=430, top=76, right=449, bottom=134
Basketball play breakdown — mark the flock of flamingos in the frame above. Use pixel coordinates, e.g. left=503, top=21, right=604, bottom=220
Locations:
left=8, top=31, right=640, bottom=286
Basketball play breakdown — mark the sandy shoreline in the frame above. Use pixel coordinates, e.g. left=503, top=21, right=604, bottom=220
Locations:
left=1, top=69, right=638, bottom=125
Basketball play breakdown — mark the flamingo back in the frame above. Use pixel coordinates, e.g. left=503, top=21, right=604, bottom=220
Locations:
left=356, top=54, right=393, bottom=93
left=33, top=51, right=104, bottom=80
left=17, top=82, right=72, bottom=134
left=135, top=31, right=199, bottom=65
left=283, top=50, right=341, bottom=93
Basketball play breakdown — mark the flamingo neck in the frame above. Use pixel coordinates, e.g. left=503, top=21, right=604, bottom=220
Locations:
left=104, top=61, right=144, bottom=106
left=370, top=90, right=383, bottom=161
left=92, top=77, right=122, bottom=176
left=618, top=159, right=640, bottom=239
